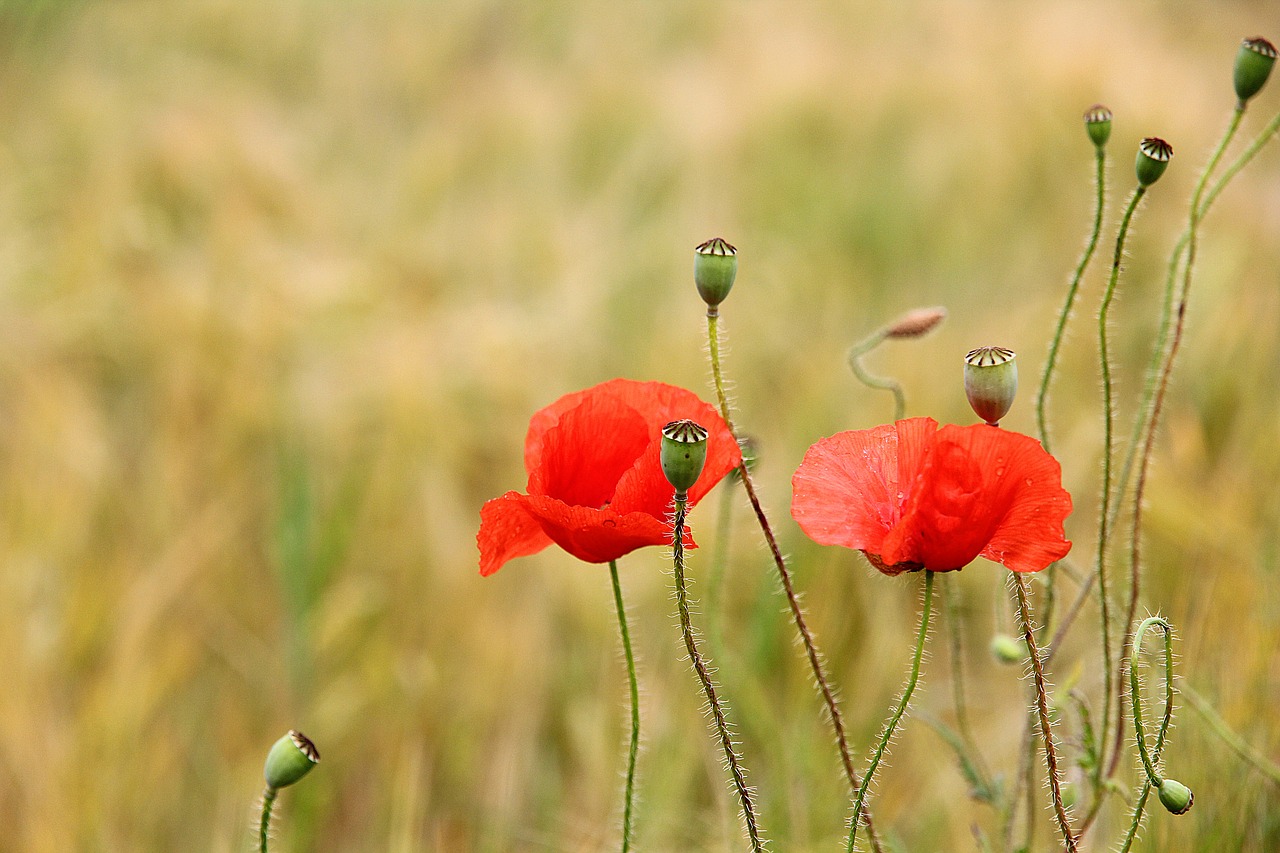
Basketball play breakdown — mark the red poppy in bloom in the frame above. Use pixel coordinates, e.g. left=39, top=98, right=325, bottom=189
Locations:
left=791, top=417, right=1071, bottom=575
left=478, top=378, right=741, bottom=576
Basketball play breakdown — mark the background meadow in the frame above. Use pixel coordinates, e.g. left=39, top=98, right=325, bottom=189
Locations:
left=0, top=0, right=1277, bottom=850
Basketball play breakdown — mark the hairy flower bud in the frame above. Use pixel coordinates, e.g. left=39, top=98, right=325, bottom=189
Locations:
left=661, top=419, right=709, bottom=495
left=990, top=633, right=1024, bottom=665
left=264, top=730, right=320, bottom=790
left=885, top=306, right=947, bottom=339
left=1158, top=778, right=1194, bottom=815
left=964, top=347, right=1017, bottom=426
left=1234, top=36, right=1277, bottom=105
left=1084, top=104, right=1113, bottom=148
left=694, top=237, right=738, bottom=310
left=1135, top=137, right=1173, bottom=187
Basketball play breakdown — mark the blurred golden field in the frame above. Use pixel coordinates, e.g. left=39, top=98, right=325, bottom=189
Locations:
left=0, top=1, right=1277, bottom=850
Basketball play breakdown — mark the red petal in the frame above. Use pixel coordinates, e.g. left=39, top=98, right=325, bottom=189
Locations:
left=888, top=425, right=1071, bottom=572
left=519, top=494, right=676, bottom=564
left=477, top=491, right=554, bottom=576
left=526, top=392, right=651, bottom=508
left=791, top=418, right=938, bottom=563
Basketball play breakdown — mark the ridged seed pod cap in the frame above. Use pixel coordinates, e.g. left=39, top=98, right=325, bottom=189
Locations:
left=964, top=346, right=1018, bottom=425
left=694, top=238, right=738, bottom=309
left=1084, top=104, right=1113, bottom=148
left=1135, top=138, right=1173, bottom=187
left=661, top=420, right=709, bottom=494
left=264, top=730, right=320, bottom=789
left=1234, top=37, right=1277, bottom=104
left=1157, top=778, right=1194, bottom=815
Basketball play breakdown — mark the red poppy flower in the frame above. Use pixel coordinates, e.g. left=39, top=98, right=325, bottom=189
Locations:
left=478, top=378, right=741, bottom=576
left=791, top=417, right=1071, bottom=574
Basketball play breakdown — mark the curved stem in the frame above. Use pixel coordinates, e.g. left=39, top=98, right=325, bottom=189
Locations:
left=1117, top=618, right=1175, bottom=852
left=259, top=786, right=278, bottom=853
left=1128, top=617, right=1172, bottom=787
left=1012, top=573, right=1077, bottom=852
left=847, top=571, right=934, bottom=853
left=608, top=560, right=640, bottom=853
left=1095, top=185, right=1147, bottom=763
left=671, top=493, right=764, bottom=852
left=846, top=330, right=904, bottom=421
left=706, top=311, right=883, bottom=851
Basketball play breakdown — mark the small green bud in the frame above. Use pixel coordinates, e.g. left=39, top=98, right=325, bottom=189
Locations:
left=964, top=346, right=1017, bottom=426
left=990, top=633, right=1024, bottom=665
left=694, top=237, right=737, bottom=310
left=1135, top=137, right=1173, bottom=187
left=1234, top=37, right=1277, bottom=105
left=1157, top=778, right=1194, bottom=815
left=661, top=419, right=708, bottom=495
left=1083, top=104, right=1112, bottom=148
left=264, top=730, right=320, bottom=789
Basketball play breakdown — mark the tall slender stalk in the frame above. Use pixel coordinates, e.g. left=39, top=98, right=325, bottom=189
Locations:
left=1094, top=185, right=1147, bottom=764
left=1012, top=574, right=1077, bottom=852
left=705, top=310, right=883, bottom=851
left=608, top=560, right=640, bottom=852
left=846, top=571, right=934, bottom=853
left=1117, top=618, right=1175, bottom=853
left=259, top=787, right=278, bottom=853
left=671, top=491, right=764, bottom=852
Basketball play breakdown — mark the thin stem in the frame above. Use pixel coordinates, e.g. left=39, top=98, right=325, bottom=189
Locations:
left=259, top=786, right=278, bottom=853
left=608, top=560, right=640, bottom=853
left=706, top=311, right=884, bottom=851
left=1037, top=144, right=1107, bottom=642
left=1012, top=573, right=1077, bottom=852
left=846, top=571, right=934, bottom=852
left=671, top=493, right=764, bottom=853
left=1118, top=630, right=1174, bottom=853
left=1107, top=108, right=1246, bottom=785
left=1182, top=684, right=1280, bottom=787
left=1128, top=617, right=1172, bottom=787
left=1095, top=185, right=1147, bottom=764
left=846, top=330, right=904, bottom=421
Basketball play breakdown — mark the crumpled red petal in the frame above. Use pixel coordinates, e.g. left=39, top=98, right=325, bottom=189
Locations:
left=477, top=491, right=555, bottom=577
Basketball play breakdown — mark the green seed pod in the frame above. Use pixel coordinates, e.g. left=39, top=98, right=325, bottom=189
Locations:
left=264, top=730, right=320, bottom=789
left=990, top=633, right=1024, bottom=665
left=1135, top=137, right=1173, bottom=187
left=964, top=346, right=1017, bottom=426
left=1157, top=778, right=1194, bottom=815
left=694, top=237, right=738, bottom=310
left=1083, top=104, right=1113, bottom=148
left=661, top=419, right=709, bottom=495
left=1234, top=36, right=1277, bottom=105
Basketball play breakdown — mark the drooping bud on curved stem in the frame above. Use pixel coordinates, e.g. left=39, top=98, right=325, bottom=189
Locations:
left=661, top=419, right=708, bottom=496
left=1084, top=104, right=1113, bottom=148
left=1129, top=617, right=1193, bottom=816
left=694, top=237, right=738, bottom=313
left=1234, top=36, right=1277, bottom=107
left=1135, top=137, right=1174, bottom=187
left=964, top=346, right=1017, bottom=426
left=1157, top=778, right=1194, bottom=815
left=885, top=306, right=947, bottom=339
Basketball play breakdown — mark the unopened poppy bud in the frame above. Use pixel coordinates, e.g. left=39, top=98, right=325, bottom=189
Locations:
left=1157, top=778, right=1194, bottom=815
left=990, top=633, right=1024, bottom=664
left=886, top=306, right=947, bottom=339
left=1234, top=37, right=1277, bottom=105
left=661, top=419, right=709, bottom=495
left=1135, top=138, right=1173, bottom=187
left=694, top=237, right=737, bottom=310
left=264, top=730, right=320, bottom=789
left=964, top=346, right=1017, bottom=426
left=1084, top=104, right=1113, bottom=148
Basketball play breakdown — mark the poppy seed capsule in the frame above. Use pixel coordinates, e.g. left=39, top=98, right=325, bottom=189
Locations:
left=264, top=730, right=319, bottom=789
left=1234, top=37, right=1277, bottom=105
left=661, top=419, right=709, bottom=495
left=1135, top=137, right=1173, bottom=187
left=1157, top=778, right=1194, bottom=815
left=694, top=237, right=737, bottom=309
left=1084, top=104, right=1113, bottom=148
left=964, top=346, right=1017, bottom=426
